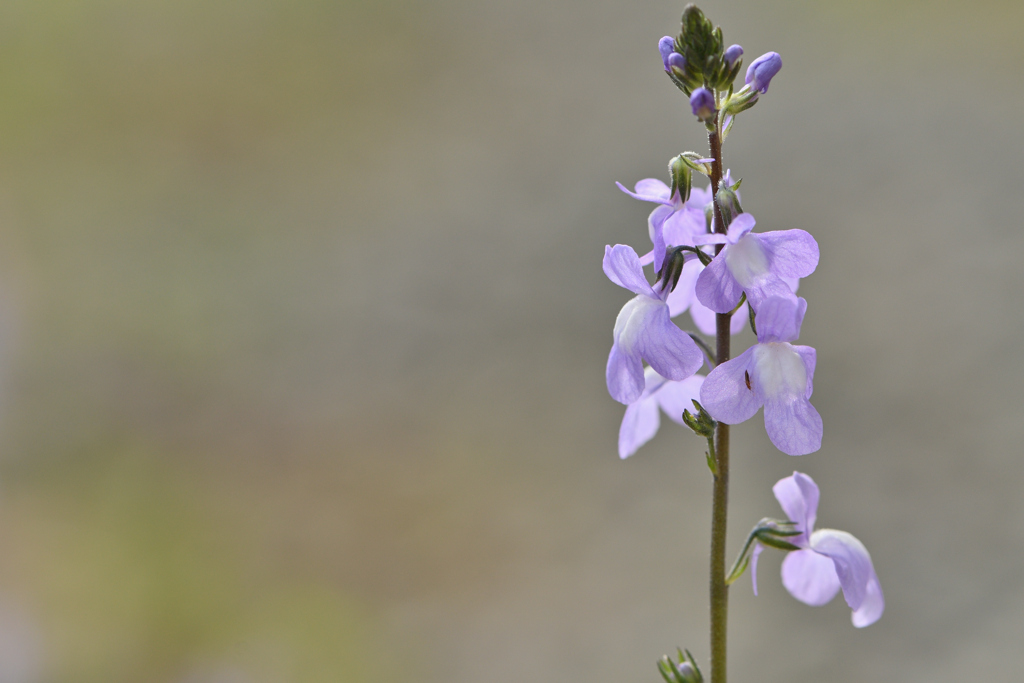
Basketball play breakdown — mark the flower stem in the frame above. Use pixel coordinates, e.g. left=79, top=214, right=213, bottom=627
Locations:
left=707, top=121, right=730, bottom=683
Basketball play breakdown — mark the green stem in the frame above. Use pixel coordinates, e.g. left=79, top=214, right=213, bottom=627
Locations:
left=707, top=118, right=730, bottom=683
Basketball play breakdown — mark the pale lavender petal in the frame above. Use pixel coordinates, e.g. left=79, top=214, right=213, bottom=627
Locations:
left=689, top=297, right=718, bottom=335
left=763, top=395, right=822, bottom=455
left=771, top=471, right=819, bottom=543
left=781, top=548, right=841, bottom=606
left=606, top=344, right=644, bottom=404
left=654, top=374, right=705, bottom=425
left=852, top=573, right=885, bottom=627
left=754, top=295, right=806, bottom=343
left=758, top=229, right=819, bottom=279
left=689, top=297, right=746, bottom=336
left=661, top=206, right=704, bottom=249
left=700, top=347, right=760, bottom=424
left=695, top=248, right=745, bottom=313
left=666, top=259, right=702, bottom=317
left=742, top=272, right=800, bottom=313
left=636, top=306, right=703, bottom=381
left=688, top=184, right=713, bottom=208
left=616, top=179, right=673, bottom=205
left=793, top=345, right=816, bottom=398
left=751, top=543, right=765, bottom=596
left=603, top=244, right=654, bottom=296
left=726, top=213, right=756, bottom=243
left=619, top=394, right=661, bottom=459
left=809, top=529, right=876, bottom=613
left=692, top=232, right=729, bottom=246
left=648, top=204, right=675, bottom=273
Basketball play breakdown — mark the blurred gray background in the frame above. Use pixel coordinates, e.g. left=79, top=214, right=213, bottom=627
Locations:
left=0, top=0, right=1019, bottom=681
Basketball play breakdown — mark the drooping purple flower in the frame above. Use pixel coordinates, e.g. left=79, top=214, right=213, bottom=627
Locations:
left=751, top=472, right=885, bottom=627
left=699, top=296, right=822, bottom=455
left=658, top=36, right=676, bottom=72
left=619, top=368, right=705, bottom=459
left=690, top=87, right=716, bottom=121
left=745, top=52, right=782, bottom=93
left=693, top=212, right=818, bottom=313
left=615, top=179, right=706, bottom=273
left=604, top=244, right=704, bottom=404
left=723, top=44, right=744, bottom=67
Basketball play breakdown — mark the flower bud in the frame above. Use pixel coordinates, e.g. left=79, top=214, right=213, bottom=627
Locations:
left=659, top=36, right=676, bottom=72
left=745, top=51, right=782, bottom=93
left=715, top=181, right=743, bottom=227
left=668, top=155, right=692, bottom=203
left=667, top=52, right=687, bottom=79
left=723, top=44, right=743, bottom=67
left=658, top=650, right=703, bottom=683
left=689, top=87, right=716, bottom=122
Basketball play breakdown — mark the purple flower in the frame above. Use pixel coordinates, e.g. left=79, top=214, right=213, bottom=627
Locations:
left=604, top=244, right=704, bottom=404
left=615, top=179, right=706, bottom=273
left=619, top=368, right=704, bottom=458
left=690, top=87, right=716, bottom=121
left=693, top=212, right=818, bottom=313
left=687, top=272, right=798, bottom=336
left=699, top=296, right=822, bottom=455
left=745, top=52, right=782, bottom=93
left=751, top=472, right=884, bottom=627
left=723, top=44, right=744, bottom=67
left=658, top=36, right=676, bottom=72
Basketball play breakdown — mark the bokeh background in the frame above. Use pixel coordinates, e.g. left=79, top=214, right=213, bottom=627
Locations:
left=0, top=0, right=1020, bottom=680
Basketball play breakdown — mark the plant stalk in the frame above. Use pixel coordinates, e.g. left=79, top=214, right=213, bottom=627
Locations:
left=707, top=119, right=730, bottom=683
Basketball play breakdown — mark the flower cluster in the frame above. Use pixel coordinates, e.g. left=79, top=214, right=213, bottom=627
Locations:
left=607, top=163, right=821, bottom=455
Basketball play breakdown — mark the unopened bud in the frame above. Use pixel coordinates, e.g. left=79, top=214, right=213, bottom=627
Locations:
left=667, top=52, right=687, bottom=79
left=659, top=36, right=676, bottom=72
left=745, top=51, right=782, bottom=93
left=723, top=44, right=744, bottom=67
left=682, top=399, right=716, bottom=438
left=715, top=182, right=743, bottom=227
left=658, top=649, right=703, bottom=683
left=668, top=155, right=692, bottom=203
left=689, top=87, right=716, bottom=122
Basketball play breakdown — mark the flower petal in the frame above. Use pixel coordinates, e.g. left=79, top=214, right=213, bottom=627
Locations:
left=689, top=298, right=746, bottom=336
left=754, top=295, right=806, bottom=343
left=661, top=206, right=704, bottom=249
left=603, top=244, right=654, bottom=296
left=763, top=394, right=822, bottom=455
left=793, top=345, right=816, bottom=398
left=772, top=472, right=819, bottom=543
left=695, top=247, right=745, bottom=313
left=648, top=204, right=674, bottom=272
left=809, top=529, right=877, bottom=614
left=726, top=213, right=756, bottom=242
left=636, top=306, right=703, bottom=381
left=781, top=548, right=841, bottom=606
left=618, top=394, right=661, bottom=459
left=700, top=347, right=761, bottom=424
left=751, top=543, right=765, bottom=596
left=616, top=179, right=672, bottom=204
left=851, top=572, right=885, bottom=627
left=666, top=258, right=702, bottom=317
left=654, top=374, right=705, bottom=425
left=606, top=344, right=644, bottom=404
left=758, top=229, right=819, bottom=279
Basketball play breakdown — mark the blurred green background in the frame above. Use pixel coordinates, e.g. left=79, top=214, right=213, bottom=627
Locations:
left=0, top=0, right=1021, bottom=680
